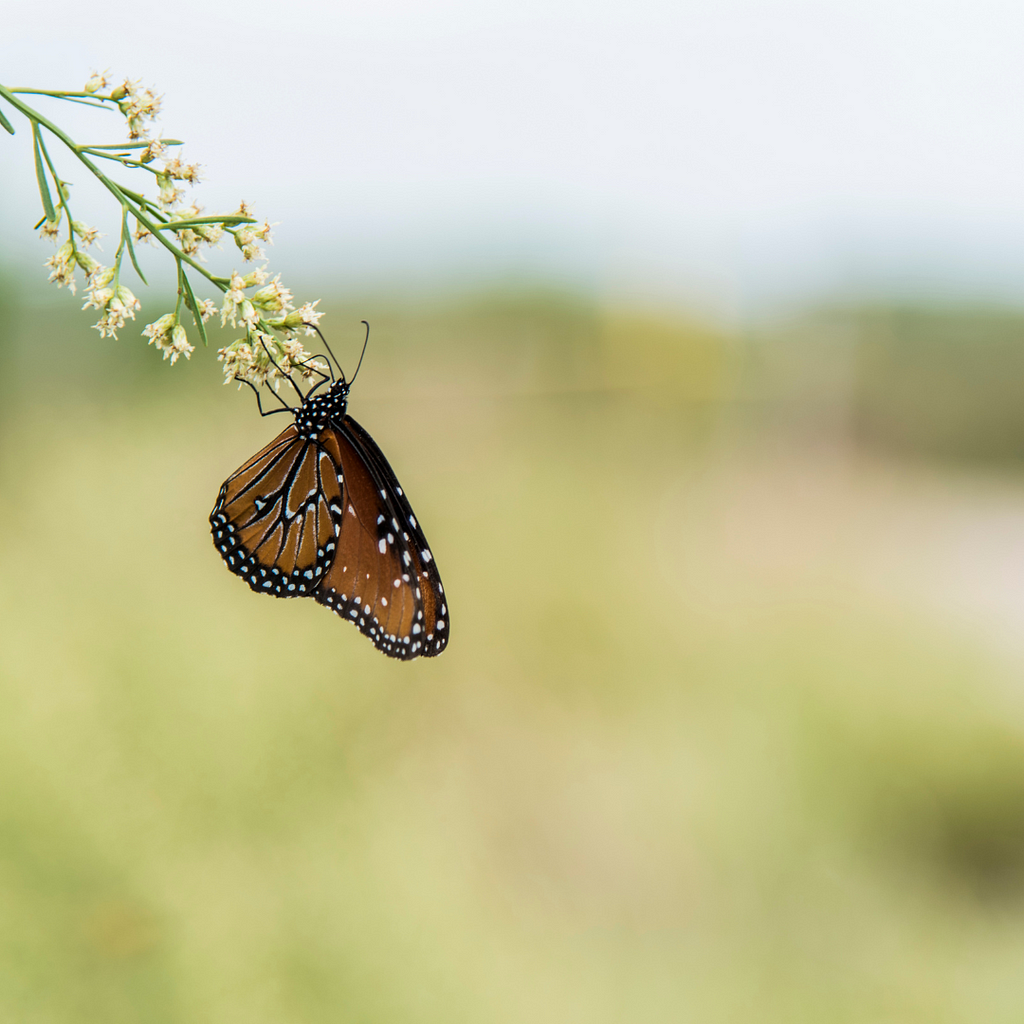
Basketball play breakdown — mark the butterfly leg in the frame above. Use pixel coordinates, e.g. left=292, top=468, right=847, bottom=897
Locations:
left=295, top=356, right=333, bottom=399
left=235, top=376, right=293, bottom=418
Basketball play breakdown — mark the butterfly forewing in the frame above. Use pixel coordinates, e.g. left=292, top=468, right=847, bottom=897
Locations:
left=210, top=423, right=343, bottom=596
left=311, top=415, right=448, bottom=659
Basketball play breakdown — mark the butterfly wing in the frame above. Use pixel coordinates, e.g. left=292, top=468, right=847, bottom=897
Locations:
left=210, top=423, right=344, bottom=595
left=312, top=415, right=449, bottom=660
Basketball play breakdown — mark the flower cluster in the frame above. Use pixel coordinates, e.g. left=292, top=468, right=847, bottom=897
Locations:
left=23, top=70, right=326, bottom=387
left=217, top=269, right=326, bottom=387
left=143, top=313, right=196, bottom=364
left=108, top=78, right=163, bottom=140
left=42, top=225, right=104, bottom=297
left=83, top=273, right=140, bottom=339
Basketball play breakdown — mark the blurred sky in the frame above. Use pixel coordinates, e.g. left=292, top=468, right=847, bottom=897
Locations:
left=3, top=0, right=1024, bottom=316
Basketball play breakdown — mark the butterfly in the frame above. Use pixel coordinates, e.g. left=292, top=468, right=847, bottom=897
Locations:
left=210, top=325, right=448, bottom=660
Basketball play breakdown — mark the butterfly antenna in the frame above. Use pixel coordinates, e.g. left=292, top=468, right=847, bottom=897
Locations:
left=257, top=335, right=306, bottom=403
left=307, top=325, right=343, bottom=379
left=349, top=320, right=370, bottom=386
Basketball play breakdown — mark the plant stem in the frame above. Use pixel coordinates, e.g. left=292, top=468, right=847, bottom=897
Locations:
left=0, top=83, right=252, bottom=293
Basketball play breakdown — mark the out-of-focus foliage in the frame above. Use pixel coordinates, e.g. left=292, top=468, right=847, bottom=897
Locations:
left=2, top=277, right=1024, bottom=1022
left=753, top=304, right=1024, bottom=463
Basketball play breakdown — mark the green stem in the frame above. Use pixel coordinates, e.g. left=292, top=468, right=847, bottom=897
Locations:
left=9, top=89, right=115, bottom=99
left=0, top=83, right=226, bottom=291
left=82, top=149, right=164, bottom=174
left=78, top=140, right=183, bottom=150
left=11, top=89, right=117, bottom=112
left=174, top=261, right=185, bottom=319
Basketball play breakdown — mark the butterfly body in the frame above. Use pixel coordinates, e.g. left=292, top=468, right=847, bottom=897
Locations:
left=211, top=376, right=448, bottom=660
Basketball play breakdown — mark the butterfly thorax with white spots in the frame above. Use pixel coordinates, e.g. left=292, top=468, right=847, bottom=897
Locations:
left=295, top=380, right=351, bottom=439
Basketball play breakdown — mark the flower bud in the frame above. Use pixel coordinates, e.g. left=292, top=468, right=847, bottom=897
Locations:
left=241, top=269, right=268, bottom=288
left=114, top=284, right=140, bottom=312
left=72, top=221, right=101, bottom=247
left=87, top=287, right=115, bottom=310
left=146, top=313, right=177, bottom=337
left=84, top=72, right=108, bottom=94
left=252, top=285, right=285, bottom=312
left=75, top=251, right=100, bottom=275
left=110, top=83, right=128, bottom=100
left=170, top=324, right=193, bottom=357
left=91, top=266, right=115, bottom=289
left=238, top=299, right=258, bottom=326
left=54, top=240, right=74, bottom=267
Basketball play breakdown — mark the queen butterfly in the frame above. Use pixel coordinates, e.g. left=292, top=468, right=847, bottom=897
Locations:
left=209, top=327, right=448, bottom=660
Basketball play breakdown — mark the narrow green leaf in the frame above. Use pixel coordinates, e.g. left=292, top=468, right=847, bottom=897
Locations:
left=180, top=271, right=209, bottom=348
left=31, top=123, right=55, bottom=222
left=0, top=105, right=14, bottom=135
left=124, top=223, right=148, bottom=286
left=80, top=139, right=184, bottom=151
left=157, top=215, right=256, bottom=230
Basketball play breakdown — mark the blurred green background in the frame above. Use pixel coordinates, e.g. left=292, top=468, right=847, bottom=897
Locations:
left=3, top=274, right=1024, bottom=1023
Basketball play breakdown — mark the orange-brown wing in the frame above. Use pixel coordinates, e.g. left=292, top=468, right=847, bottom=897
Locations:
left=312, top=416, right=448, bottom=660
left=210, top=423, right=345, bottom=596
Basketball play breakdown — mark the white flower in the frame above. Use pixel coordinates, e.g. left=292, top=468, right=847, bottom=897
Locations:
left=158, top=175, right=184, bottom=208
left=111, top=284, right=140, bottom=318
left=251, top=275, right=293, bottom=313
left=144, top=315, right=194, bottom=365
left=85, top=280, right=140, bottom=339
left=220, top=271, right=246, bottom=326
left=82, top=266, right=115, bottom=310
left=167, top=324, right=194, bottom=363
left=115, top=79, right=163, bottom=139
left=162, top=155, right=201, bottom=183
left=242, top=267, right=269, bottom=287
left=140, top=138, right=166, bottom=164
left=45, top=241, right=77, bottom=293
left=276, top=300, right=324, bottom=336
left=143, top=313, right=176, bottom=341
left=176, top=229, right=201, bottom=257
left=84, top=70, right=110, bottom=94
left=219, top=268, right=270, bottom=326
left=83, top=287, right=114, bottom=311
left=194, top=222, right=223, bottom=246
left=38, top=217, right=61, bottom=242
left=233, top=227, right=264, bottom=263
left=239, top=300, right=260, bottom=329
left=218, top=340, right=256, bottom=385
left=94, top=310, right=126, bottom=338
left=72, top=221, right=102, bottom=248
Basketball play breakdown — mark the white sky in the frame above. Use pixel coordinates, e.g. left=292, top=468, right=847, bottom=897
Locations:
left=3, top=0, right=1024, bottom=315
